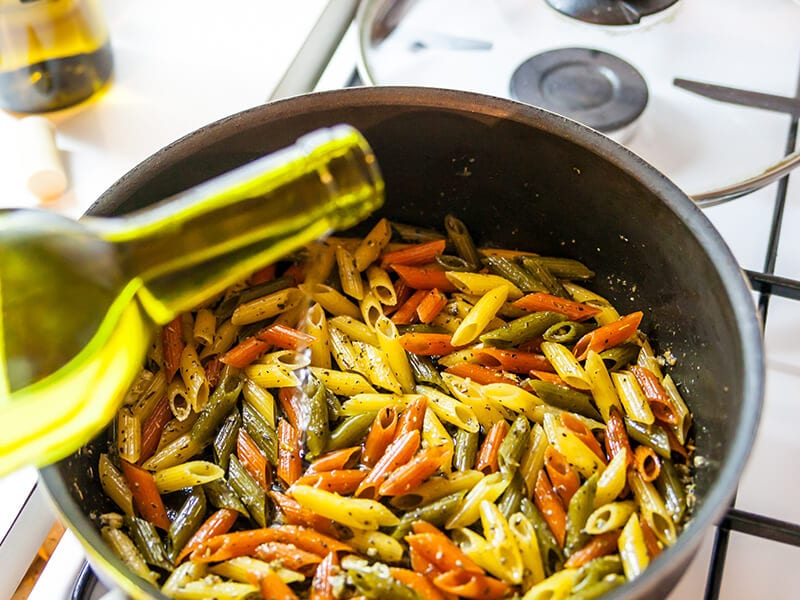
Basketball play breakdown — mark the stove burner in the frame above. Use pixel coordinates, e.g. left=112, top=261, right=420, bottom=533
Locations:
left=544, top=0, right=680, bottom=26
left=509, top=47, right=648, bottom=139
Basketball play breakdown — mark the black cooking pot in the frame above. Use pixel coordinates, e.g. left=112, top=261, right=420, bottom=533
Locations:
left=40, top=87, right=763, bottom=599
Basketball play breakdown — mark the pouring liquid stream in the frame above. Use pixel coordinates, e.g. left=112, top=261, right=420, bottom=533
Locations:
left=0, top=125, right=384, bottom=475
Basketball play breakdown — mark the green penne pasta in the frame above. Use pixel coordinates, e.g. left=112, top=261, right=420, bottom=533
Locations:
left=228, top=455, right=267, bottom=527
left=212, top=410, right=240, bottom=471
left=167, top=487, right=206, bottom=562
left=565, top=473, right=598, bottom=556
left=101, top=526, right=159, bottom=585
left=126, top=516, right=172, bottom=571
left=480, top=311, right=566, bottom=347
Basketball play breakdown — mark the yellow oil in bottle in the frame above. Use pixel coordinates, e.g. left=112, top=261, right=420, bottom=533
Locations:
left=0, top=0, right=113, bottom=113
left=0, top=126, right=384, bottom=473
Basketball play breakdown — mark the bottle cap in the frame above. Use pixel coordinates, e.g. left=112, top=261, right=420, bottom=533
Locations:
left=17, top=116, right=68, bottom=201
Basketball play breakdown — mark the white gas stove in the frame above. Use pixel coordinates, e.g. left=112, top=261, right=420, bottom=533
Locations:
left=3, top=1, right=800, bottom=598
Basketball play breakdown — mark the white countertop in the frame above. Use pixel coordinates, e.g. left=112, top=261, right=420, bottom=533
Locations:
left=2, top=0, right=800, bottom=598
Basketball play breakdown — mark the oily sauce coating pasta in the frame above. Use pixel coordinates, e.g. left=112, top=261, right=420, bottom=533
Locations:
left=99, top=216, right=694, bottom=599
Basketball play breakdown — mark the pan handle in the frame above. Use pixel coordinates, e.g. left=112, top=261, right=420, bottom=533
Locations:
left=691, top=149, right=800, bottom=208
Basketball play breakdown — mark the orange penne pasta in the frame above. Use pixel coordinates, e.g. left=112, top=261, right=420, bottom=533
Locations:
left=277, top=387, right=303, bottom=431
left=256, top=322, right=317, bottom=351
left=392, top=265, right=458, bottom=292
left=119, top=460, right=170, bottom=530
left=355, top=430, right=420, bottom=499
left=399, top=332, right=457, bottom=356
left=474, top=347, right=554, bottom=374
left=416, top=288, right=448, bottom=323
left=544, top=446, right=580, bottom=506
left=176, top=508, right=239, bottom=563
left=238, top=429, right=271, bottom=492
left=138, top=395, right=172, bottom=464
left=529, top=370, right=566, bottom=385
left=432, top=570, right=510, bottom=600
left=363, top=406, right=398, bottom=467
left=572, top=311, right=643, bottom=361
left=560, top=413, right=607, bottom=464
left=634, top=445, right=662, bottom=482
left=277, top=419, right=303, bottom=486
left=563, top=530, right=621, bottom=568
left=162, top=316, right=184, bottom=379
left=512, top=292, right=602, bottom=322
left=254, top=542, right=323, bottom=573
left=311, top=552, right=339, bottom=600
left=405, top=531, right=483, bottom=574
left=474, top=419, right=510, bottom=474
left=534, top=469, right=567, bottom=548
left=604, top=407, right=634, bottom=467
left=640, top=517, right=664, bottom=559
left=204, top=356, right=222, bottom=388
left=269, top=492, right=337, bottom=536
left=394, top=396, right=427, bottom=440
left=383, top=277, right=412, bottom=316
left=379, top=445, right=452, bottom=496
left=390, top=289, right=427, bottom=325
left=389, top=567, right=448, bottom=600
left=282, top=262, right=305, bottom=285
left=444, top=363, right=517, bottom=386
left=219, top=336, right=270, bottom=368
left=250, top=263, right=276, bottom=285
left=305, top=446, right=362, bottom=474
left=191, top=525, right=352, bottom=563
left=381, top=239, right=447, bottom=267
left=630, top=365, right=680, bottom=425
left=293, top=470, right=368, bottom=495
left=260, top=569, right=300, bottom=600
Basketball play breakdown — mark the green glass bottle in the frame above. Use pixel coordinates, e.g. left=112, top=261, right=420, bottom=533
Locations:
left=0, top=125, right=384, bottom=474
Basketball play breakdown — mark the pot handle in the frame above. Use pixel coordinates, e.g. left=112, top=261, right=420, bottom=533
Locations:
left=691, top=149, right=800, bottom=208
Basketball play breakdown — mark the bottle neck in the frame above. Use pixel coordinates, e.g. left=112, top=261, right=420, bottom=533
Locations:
left=87, top=126, right=384, bottom=325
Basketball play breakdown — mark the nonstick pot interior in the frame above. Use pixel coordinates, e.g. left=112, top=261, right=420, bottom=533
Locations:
left=40, top=87, right=763, bottom=599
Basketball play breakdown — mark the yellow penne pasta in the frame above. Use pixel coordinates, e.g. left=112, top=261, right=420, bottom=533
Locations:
left=594, top=448, right=629, bottom=508
left=451, top=285, right=509, bottom=346
left=335, top=245, right=365, bottom=300
left=303, top=303, right=331, bottom=369
left=416, top=385, right=479, bottom=433
left=309, top=367, right=377, bottom=396
left=585, top=350, right=624, bottom=422
left=340, top=393, right=412, bottom=416
left=375, top=315, right=414, bottom=393
left=480, top=500, right=524, bottom=584
left=612, top=371, right=655, bottom=425
left=327, top=325, right=361, bottom=371
left=520, top=568, right=580, bottom=600
left=543, top=413, right=605, bottom=478
left=260, top=349, right=310, bottom=371
left=131, top=368, right=166, bottom=419
left=346, top=528, right=405, bottom=563
left=618, top=513, right=650, bottom=581
left=365, top=265, right=397, bottom=305
left=98, top=453, right=134, bottom=516
left=628, top=470, right=677, bottom=546
left=270, top=302, right=307, bottom=330
left=584, top=500, right=637, bottom=534
left=437, top=347, right=482, bottom=368
left=445, top=471, right=510, bottom=529
left=662, top=374, right=692, bottom=444
left=180, top=344, right=209, bottom=412
left=242, top=379, right=276, bottom=429
left=299, top=282, right=361, bottom=320
left=116, top=406, right=141, bottom=464
left=359, top=291, right=385, bottom=329
left=445, top=272, right=524, bottom=300
left=161, top=562, right=207, bottom=596
left=156, top=413, right=198, bottom=453
left=431, top=311, right=462, bottom=333
left=481, top=383, right=543, bottom=418
left=562, top=281, right=620, bottom=326
left=289, top=485, right=399, bottom=530
left=200, top=318, right=240, bottom=358
left=354, top=217, right=392, bottom=271
left=508, top=512, right=545, bottom=587
left=353, top=341, right=403, bottom=394
left=154, top=460, right=224, bottom=494
left=193, top=308, right=216, bottom=346
left=390, top=470, right=482, bottom=510
left=171, top=579, right=257, bottom=600
left=304, top=241, right=337, bottom=285
left=210, top=557, right=305, bottom=584
left=328, top=315, right=379, bottom=346
left=519, top=423, right=548, bottom=498
left=141, top=432, right=203, bottom=471
left=121, top=369, right=154, bottom=408
left=636, top=339, right=664, bottom=381
left=231, top=287, right=303, bottom=325
left=167, top=377, right=191, bottom=421
left=540, top=341, right=591, bottom=390
left=243, top=363, right=299, bottom=388
left=453, top=527, right=508, bottom=577
left=442, top=373, right=513, bottom=424
left=422, top=409, right=454, bottom=472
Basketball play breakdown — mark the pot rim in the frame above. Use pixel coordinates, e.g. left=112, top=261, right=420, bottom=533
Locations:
left=40, top=86, right=764, bottom=599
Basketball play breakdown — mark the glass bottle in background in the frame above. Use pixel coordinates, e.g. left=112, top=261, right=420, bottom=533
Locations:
left=0, top=0, right=113, bottom=113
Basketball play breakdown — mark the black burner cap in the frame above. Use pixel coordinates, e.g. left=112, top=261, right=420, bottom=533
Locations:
left=545, top=0, right=680, bottom=26
left=509, top=48, right=648, bottom=134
